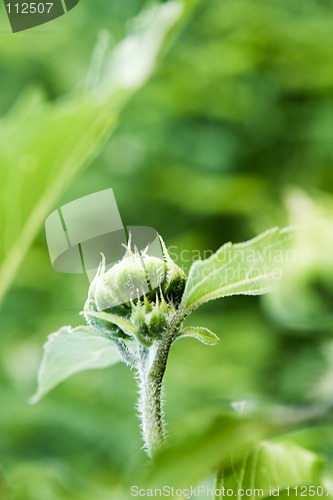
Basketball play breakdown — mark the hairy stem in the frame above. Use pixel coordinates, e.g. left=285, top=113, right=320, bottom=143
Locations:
left=137, top=361, right=165, bottom=457
left=137, top=330, right=175, bottom=457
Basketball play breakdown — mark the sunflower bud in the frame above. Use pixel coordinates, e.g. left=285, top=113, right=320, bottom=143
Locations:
left=88, top=254, right=163, bottom=309
left=84, top=237, right=186, bottom=341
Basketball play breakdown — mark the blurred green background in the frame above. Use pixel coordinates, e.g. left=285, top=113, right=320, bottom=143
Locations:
left=1, top=0, right=333, bottom=497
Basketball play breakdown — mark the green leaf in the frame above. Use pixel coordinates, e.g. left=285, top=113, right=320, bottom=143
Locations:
left=83, top=310, right=140, bottom=340
left=220, top=441, right=324, bottom=499
left=30, top=326, right=121, bottom=404
left=175, top=326, right=220, bottom=345
left=135, top=412, right=270, bottom=489
left=0, top=1, right=185, bottom=305
left=180, top=227, right=295, bottom=315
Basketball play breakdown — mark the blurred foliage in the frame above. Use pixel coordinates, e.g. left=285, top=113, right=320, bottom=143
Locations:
left=220, top=441, right=324, bottom=497
left=0, top=0, right=185, bottom=304
left=1, top=0, right=333, bottom=497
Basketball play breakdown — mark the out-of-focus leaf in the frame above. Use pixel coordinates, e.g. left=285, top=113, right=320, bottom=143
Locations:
left=100, top=2, right=183, bottom=91
left=0, top=1, right=185, bottom=305
left=0, top=466, right=7, bottom=499
left=30, top=326, right=121, bottom=404
left=175, top=326, right=220, bottom=345
left=135, top=412, right=270, bottom=489
left=264, top=191, right=333, bottom=330
left=179, top=227, right=294, bottom=315
left=7, top=461, right=115, bottom=500
left=0, top=91, right=117, bottom=306
left=220, top=441, right=324, bottom=499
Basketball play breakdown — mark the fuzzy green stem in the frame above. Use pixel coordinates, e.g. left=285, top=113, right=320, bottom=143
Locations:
left=137, top=363, right=165, bottom=457
left=137, top=330, right=175, bottom=457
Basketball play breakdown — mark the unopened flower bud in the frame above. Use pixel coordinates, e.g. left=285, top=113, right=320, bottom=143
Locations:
left=89, top=251, right=167, bottom=311
left=85, top=237, right=187, bottom=342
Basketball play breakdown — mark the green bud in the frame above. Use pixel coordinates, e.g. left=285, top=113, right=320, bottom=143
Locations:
left=143, top=256, right=166, bottom=290
left=131, top=302, right=149, bottom=336
left=86, top=237, right=186, bottom=342
left=105, top=255, right=151, bottom=304
left=147, top=298, right=168, bottom=335
left=89, top=250, right=167, bottom=311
